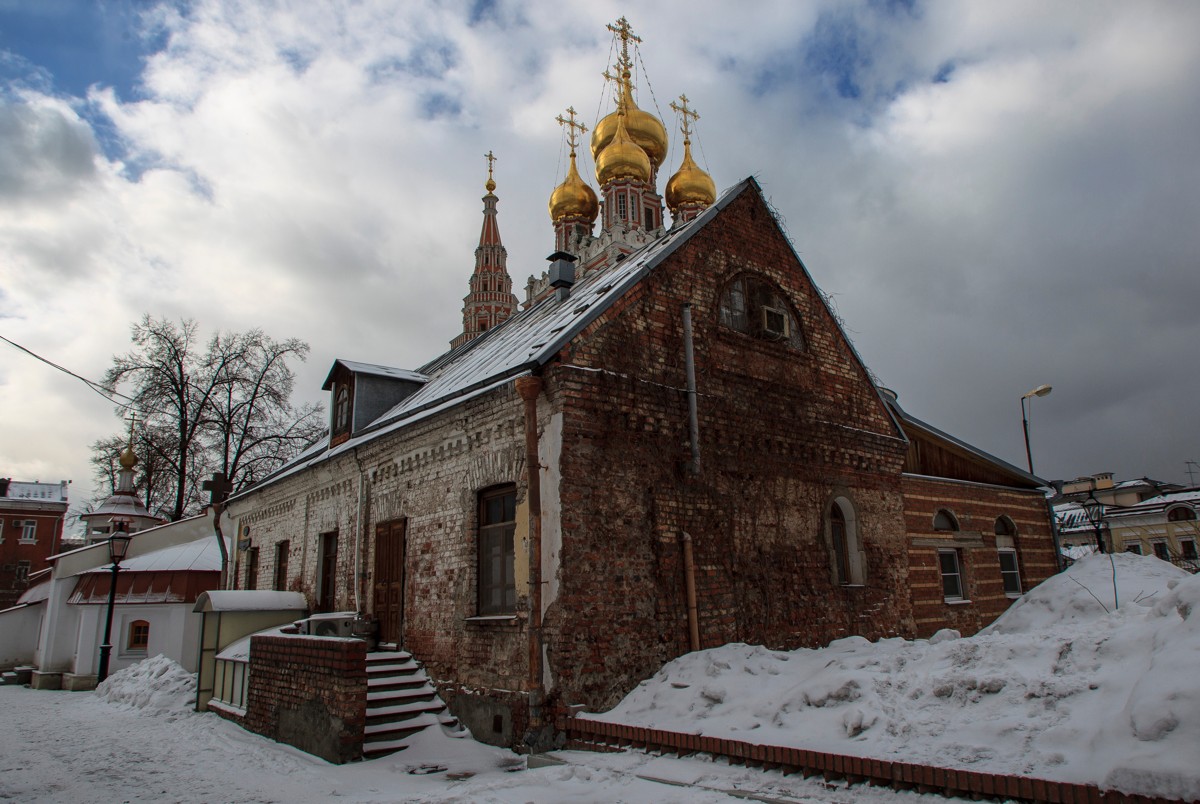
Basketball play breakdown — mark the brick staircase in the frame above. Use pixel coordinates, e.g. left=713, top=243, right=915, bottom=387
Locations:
left=362, top=649, right=466, bottom=759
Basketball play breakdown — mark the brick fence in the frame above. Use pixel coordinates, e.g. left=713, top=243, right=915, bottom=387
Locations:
left=242, top=634, right=367, bottom=764
left=560, top=716, right=1184, bottom=804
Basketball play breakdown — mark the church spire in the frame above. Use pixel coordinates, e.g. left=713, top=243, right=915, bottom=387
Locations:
left=452, top=152, right=518, bottom=350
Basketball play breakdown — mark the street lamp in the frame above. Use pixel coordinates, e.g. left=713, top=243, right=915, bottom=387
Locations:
left=1080, top=493, right=1107, bottom=555
left=1020, top=384, right=1053, bottom=475
left=97, top=520, right=133, bottom=683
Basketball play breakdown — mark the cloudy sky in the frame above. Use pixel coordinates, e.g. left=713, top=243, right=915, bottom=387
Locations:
left=2, top=0, right=1198, bottom=513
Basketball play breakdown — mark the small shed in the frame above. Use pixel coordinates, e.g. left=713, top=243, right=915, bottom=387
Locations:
left=192, top=590, right=308, bottom=711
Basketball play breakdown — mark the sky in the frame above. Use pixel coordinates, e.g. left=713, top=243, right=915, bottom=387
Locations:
left=2, top=0, right=1199, bottom=514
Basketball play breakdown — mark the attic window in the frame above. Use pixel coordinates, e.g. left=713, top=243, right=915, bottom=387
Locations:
left=335, top=385, right=350, bottom=432
left=933, top=509, right=960, bottom=532
left=1167, top=506, right=1196, bottom=522
left=718, top=275, right=804, bottom=349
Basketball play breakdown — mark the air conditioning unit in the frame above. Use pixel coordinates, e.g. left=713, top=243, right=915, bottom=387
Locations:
left=296, top=613, right=357, bottom=637
left=760, top=305, right=789, bottom=339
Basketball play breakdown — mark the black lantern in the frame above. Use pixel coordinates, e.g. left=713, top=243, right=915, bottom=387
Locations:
left=1080, top=494, right=1106, bottom=554
left=97, top=518, right=134, bottom=682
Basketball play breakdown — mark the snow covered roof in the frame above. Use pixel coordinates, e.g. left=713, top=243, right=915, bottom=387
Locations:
left=81, top=535, right=224, bottom=574
left=2, top=480, right=68, bottom=502
left=321, top=359, right=428, bottom=390
left=193, top=590, right=308, bottom=612
left=15, top=580, right=50, bottom=606
left=232, top=180, right=752, bottom=501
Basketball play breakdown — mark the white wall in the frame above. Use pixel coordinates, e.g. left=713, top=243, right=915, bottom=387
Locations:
left=72, top=604, right=206, bottom=675
left=0, top=604, right=42, bottom=668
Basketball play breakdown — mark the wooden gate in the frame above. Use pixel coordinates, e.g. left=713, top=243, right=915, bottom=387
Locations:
left=373, top=519, right=406, bottom=645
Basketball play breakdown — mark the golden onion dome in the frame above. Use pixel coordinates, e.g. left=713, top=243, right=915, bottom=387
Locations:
left=591, top=77, right=668, bottom=170
left=665, top=139, right=716, bottom=211
left=596, top=112, right=651, bottom=185
left=549, top=153, right=599, bottom=221
left=119, top=444, right=138, bottom=470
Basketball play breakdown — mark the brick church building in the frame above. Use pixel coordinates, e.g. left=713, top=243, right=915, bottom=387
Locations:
left=224, top=19, right=1056, bottom=749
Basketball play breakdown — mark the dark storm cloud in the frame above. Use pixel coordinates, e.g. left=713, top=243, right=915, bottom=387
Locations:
left=0, top=100, right=97, bottom=201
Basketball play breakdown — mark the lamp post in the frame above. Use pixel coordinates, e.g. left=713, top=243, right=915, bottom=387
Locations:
left=97, top=520, right=133, bottom=683
left=1080, top=493, right=1107, bottom=555
left=1020, top=384, right=1053, bottom=475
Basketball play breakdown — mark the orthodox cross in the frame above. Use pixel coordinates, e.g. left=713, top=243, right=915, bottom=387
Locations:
left=670, top=94, right=700, bottom=141
left=484, top=150, right=497, bottom=192
left=203, top=472, right=233, bottom=506
left=555, top=106, right=588, bottom=154
left=607, top=16, right=640, bottom=72
left=123, top=410, right=138, bottom=446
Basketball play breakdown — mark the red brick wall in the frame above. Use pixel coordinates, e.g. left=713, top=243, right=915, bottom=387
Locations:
left=903, top=476, right=1057, bottom=638
left=0, top=506, right=65, bottom=609
left=244, top=635, right=366, bottom=763
left=541, top=188, right=916, bottom=712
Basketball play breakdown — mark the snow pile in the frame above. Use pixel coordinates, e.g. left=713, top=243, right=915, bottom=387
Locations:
left=585, top=554, right=1199, bottom=800
left=95, top=654, right=197, bottom=718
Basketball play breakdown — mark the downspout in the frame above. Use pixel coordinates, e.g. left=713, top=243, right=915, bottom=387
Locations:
left=682, top=305, right=701, bottom=476
left=681, top=532, right=700, bottom=651
left=514, top=375, right=544, bottom=728
left=352, top=448, right=367, bottom=614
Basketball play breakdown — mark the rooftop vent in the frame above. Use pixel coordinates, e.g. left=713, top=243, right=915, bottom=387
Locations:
left=547, top=251, right=578, bottom=302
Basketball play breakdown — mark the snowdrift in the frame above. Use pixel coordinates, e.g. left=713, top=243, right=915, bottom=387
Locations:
left=584, top=554, right=1199, bottom=800
left=95, top=654, right=197, bottom=718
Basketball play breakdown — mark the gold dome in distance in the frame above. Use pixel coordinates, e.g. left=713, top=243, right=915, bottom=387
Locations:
left=549, top=153, right=599, bottom=221
left=590, top=75, right=668, bottom=171
left=596, top=112, right=652, bottom=185
left=666, top=139, right=715, bottom=210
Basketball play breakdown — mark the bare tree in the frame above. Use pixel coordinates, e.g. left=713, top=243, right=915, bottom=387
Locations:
left=97, top=316, right=324, bottom=520
left=204, top=330, right=325, bottom=491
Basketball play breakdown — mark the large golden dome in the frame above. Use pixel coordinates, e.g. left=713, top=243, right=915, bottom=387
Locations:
left=596, top=113, right=651, bottom=185
left=549, top=153, right=599, bottom=221
left=665, top=139, right=716, bottom=211
left=591, top=75, right=668, bottom=171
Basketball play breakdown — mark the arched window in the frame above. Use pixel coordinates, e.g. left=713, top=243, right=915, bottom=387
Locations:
left=826, top=497, right=864, bottom=585
left=335, top=386, right=350, bottom=432
left=1167, top=506, right=1196, bottom=522
left=933, top=509, right=959, bottom=532
left=718, top=275, right=804, bottom=349
left=127, top=620, right=149, bottom=652
left=994, top=516, right=1016, bottom=536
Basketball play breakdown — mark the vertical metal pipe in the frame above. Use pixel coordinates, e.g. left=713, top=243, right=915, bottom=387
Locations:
left=681, top=532, right=700, bottom=651
left=682, top=305, right=701, bottom=476
left=515, top=375, right=545, bottom=727
left=97, top=563, right=120, bottom=682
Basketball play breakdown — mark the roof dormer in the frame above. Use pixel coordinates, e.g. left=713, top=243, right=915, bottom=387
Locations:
left=321, top=360, right=428, bottom=447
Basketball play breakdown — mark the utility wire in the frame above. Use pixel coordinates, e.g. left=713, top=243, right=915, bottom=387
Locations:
left=0, top=333, right=149, bottom=414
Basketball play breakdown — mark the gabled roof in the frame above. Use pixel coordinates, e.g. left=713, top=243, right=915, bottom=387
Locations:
left=885, top=395, right=1046, bottom=489
left=321, top=359, right=428, bottom=390
left=232, top=179, right=757, bottom=500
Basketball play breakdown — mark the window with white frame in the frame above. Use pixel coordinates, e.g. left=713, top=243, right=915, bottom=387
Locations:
left=939, top=549, right=964, bottom=601
left=17, top=520, right=36, bottom=543
left=997, top=549, right=1022, bottom=596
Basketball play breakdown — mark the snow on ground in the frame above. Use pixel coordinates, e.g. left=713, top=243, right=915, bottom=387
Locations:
left=0, top=659, right=952, bottom=803
left=4, top=554, right=1193, bottom=802
left=586, top=554, right=1198, bottom=801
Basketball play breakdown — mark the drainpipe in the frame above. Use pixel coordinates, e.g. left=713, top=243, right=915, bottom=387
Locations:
left=514, top=375, right=545, bottom=727
left=352, top=448, right=367, bottom=614
left=681, top=532, right=700, bottom=651
left=682, top=305, right=701, bottom=476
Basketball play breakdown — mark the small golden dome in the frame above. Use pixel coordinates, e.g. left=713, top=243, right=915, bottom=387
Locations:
left=591, top=77, right=668, bottom=171
left=549, top=153, right=599, bottom=221
left=665, top=139, right=716, bottom=211
left=119, top=444, right=138, bottom=470
left=596, top=113, right=651, bottom=186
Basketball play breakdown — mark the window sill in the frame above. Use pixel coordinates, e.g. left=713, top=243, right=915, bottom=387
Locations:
left=464, top=615, right=521, bottom=626
left=943, top=598, right=972, bottom=606
left=839, top=584, right=866, bottom=589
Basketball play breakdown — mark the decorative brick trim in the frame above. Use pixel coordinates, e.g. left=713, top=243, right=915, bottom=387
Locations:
left=563, top=717, right=1185, bottom=804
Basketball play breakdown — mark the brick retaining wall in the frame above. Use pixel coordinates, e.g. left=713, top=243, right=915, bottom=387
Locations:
left=561, top=716, right=1184, bottom=804
left=243, top=635, right=367, bottom=764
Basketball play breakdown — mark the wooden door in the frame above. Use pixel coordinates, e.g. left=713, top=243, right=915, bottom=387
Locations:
left=373, top=519, right=406, bottom=645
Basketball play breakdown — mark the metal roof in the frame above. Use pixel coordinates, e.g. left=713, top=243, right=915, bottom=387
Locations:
left=321, top=359, right=429, bottom=390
